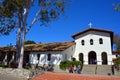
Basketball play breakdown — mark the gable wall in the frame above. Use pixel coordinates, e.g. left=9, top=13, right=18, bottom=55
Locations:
left=73, top=31, right=115, bottom=65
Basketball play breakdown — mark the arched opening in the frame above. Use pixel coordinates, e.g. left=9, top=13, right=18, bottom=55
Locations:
left=88, top=51, right=97, bottom=64
left=99, top=38, right=103, bottom=44
left=81, top=40, right=85, bottom=46
left=90, top=39, right=93, bottom=45
left=101, top=52, right=107, bottom=65
left=79, top=53, right=84, bottom=64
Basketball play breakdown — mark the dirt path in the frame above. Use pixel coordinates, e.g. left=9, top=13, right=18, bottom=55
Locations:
left=33, top=72, right=120, bottom=80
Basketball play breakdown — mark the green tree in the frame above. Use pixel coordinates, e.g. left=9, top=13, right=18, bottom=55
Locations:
left=113, top=3, right=120, bottom=66
left=113, top=34, right=120, bottom=55
left=0, top=0, right=67, bottom=68
left=113, top=3, right=120, bottom=12
left=25, top=40, right=36, bottom=44
left=113, top=2, right=120, bottom=54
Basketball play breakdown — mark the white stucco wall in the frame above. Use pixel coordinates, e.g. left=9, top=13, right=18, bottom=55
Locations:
left=61, top=45, right=76, bottom=61
left=73, top=31, right=115, bottom=65
left=29, top=51, right=62, bottom=65
left=29, top=29, right=116, bottom=66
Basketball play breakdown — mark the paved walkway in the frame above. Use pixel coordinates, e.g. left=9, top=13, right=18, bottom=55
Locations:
left=33, top=72, right=120, bottom=80
left=0, top=74, right=26, bottom=80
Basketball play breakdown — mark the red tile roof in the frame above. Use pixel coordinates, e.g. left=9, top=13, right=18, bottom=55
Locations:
left=72, top=28, right=113, bottom=39
left=25, top=41, right=75, bottom=52
left=0, top=42, right=75, bottom=52
left=112, top=50, right=120, bottom=54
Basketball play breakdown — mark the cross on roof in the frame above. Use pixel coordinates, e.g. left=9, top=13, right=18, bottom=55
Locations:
left=88, top=22, right=93, bottom=28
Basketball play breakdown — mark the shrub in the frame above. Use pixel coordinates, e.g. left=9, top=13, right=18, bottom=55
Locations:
left=9, top=61, right=18, bottom=68
left=114, top=59, right=120, bottom=64
left=59, top=60, right=82, bottom=70
left=114, top=60, right=120, bottom=65
left=113, top=57, right=120, bottom=71
left=114, top=57, right=120, bottom=65
left=0, top=64, right=8, bottom=68
left=24, top=65, right=32, bottom=70
left=72, top=61, right=83, bottom=66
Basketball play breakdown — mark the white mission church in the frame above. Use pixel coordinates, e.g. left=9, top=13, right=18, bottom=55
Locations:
left=29, top=28, right=116, bottom=66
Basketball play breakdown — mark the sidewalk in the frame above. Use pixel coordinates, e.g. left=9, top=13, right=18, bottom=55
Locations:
left=0, top=74, right=26, bottom=80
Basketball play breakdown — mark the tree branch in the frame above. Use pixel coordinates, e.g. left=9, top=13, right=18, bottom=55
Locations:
left=26, top=9, right=40, bottom=34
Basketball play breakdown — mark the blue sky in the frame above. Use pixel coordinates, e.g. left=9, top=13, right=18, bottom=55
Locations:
left=0, top=0, right=120, bottom=46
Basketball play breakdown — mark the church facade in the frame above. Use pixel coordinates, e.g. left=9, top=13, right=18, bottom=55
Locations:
left=29, top=28, right=116, bottom=66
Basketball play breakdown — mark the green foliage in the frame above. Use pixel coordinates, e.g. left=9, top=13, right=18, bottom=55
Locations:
left=0, top=0, right=67, bottom=36
left=24, top=65, right=32, bottom=70
left=113, top=34, right=120, bottom=44
left=114, top=60, right=120, bottom=64
left=117, top=44, right=120, bottom=55
left=0, top=64, right=8, bottom=68
left=113, top=34, right=120, bottom=55
left=24, top=40, right=36, bottom=44
left=59, top=60, right=71, bottom=70
left=0, top=0, right=68, bottom=68
left=113, top=3, right=120, bottom=12
left=114, top=57, right=120, bottom=65
left=59, top=60, right=82, bottom=70
left=39, top=0, right=66, bottom=24
left=0, top=0, right=18, bottom=36
left=115, top=7, right=119, bottom=12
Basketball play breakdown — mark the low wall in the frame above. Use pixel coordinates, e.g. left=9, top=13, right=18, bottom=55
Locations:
left=0, top=67, right=31, bottom=79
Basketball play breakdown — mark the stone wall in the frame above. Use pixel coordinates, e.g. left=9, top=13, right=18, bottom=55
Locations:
left=0, top=67, right=31, bottom=79
left=0, top=67, right=44, bottom=79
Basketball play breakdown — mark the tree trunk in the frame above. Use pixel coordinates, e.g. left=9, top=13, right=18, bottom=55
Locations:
left=18, top=41, right=24, bottom=68
left=18, top=10, right=27, bottom=68
left=16, top=13, right=21, bottom=62
left=18, top=29, right=26, bottom=68
left=17, top=1, right=33, bottom=68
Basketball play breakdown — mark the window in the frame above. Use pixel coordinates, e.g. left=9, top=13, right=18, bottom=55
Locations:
left=71, top=57, right=76, bottom=61
left=99, top=38, right=103, bottom=44
left=47, top=54, right=51, bottom=61
left=90, top=39, right=93, bottom=45
left=37, top=54, right=40, bottom=60
left=65, top=54, right=67, bottom=60
left=81, top=40, right=85, bottom=45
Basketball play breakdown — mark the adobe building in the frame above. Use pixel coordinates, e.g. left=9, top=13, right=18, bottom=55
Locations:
left=0, top=28, right=116, bottom=66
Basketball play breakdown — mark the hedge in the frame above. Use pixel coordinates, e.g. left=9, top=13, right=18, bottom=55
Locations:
left=59, top=60, right=82, bottom=70
left=0, top=64, right=8, bottom=68
left=114, top=57, right=120, bottom=65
